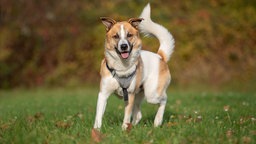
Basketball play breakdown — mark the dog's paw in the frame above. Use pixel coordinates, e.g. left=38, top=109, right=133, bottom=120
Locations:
left=91, top=128, right=104, bottom=143
left=122, top=123, right=128, bottom=131
left=132, top=111, right=142, bottom=125
left=154, top=118, right=163, bottom=127
left=122, top=123, right=132, bottom=132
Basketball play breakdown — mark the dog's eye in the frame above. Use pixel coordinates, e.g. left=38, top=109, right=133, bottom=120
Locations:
left=113, top=34, right=119, bottom=39
left=127, top=33, right=133, bottom=38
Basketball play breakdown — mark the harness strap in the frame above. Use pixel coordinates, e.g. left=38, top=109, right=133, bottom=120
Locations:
left=123, top=88, right=128, bottom=101
left=106, top=62, right=136, bottom=101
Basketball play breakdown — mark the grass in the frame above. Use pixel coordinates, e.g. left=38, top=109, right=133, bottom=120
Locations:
left=0, top=88, right=255, bottom=144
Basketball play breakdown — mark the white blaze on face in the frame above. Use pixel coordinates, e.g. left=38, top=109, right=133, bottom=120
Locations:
left=120, top=25, right=125, bottom=39
left=118, top=24, right=130, bottom=59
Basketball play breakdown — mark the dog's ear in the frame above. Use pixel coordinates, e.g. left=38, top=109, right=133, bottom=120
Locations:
left=100, top=17, right=116, bottom=32
left=128, top=18, right=144, bottom=29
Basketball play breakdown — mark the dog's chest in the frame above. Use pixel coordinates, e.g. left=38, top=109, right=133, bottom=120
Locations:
left=114, top=81, right=143, bottom=97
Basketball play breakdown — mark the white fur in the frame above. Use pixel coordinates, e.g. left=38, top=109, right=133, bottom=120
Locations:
left=94, top=77, right=118, bottom=129
left=140, top=50, right=161, bottom=104
left=104, top=49, right=138, bottom=77
left=120, top=24, right=125, bottom=39
left=118, top=24, right=130, bottom=52
left=139, top=3, right=175, bottom=62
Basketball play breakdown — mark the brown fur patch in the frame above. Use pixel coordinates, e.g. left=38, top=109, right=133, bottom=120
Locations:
left=126, top=93, right=135, bottom=115
left=135, top=57, right=143, bottom=92
left=157, top=49, right=168, bottom=63
left=157, top=59, right=171, bottom=96
left=100, top=59, right=111, bottom=77
left=99, top=59, right=111, bottom=91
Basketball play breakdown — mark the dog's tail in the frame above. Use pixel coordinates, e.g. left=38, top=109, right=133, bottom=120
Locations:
left=139, top=3, right=175, bottom=62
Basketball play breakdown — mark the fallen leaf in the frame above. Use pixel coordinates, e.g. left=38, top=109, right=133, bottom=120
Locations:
left=242, top=136, right=251, bottom=144
left=34, top=112, right=44, bottom=120
left=0, top=123, right=10, bottom=130
left=250, top=130, right=256, bottom=135
left=75, top=112, right=83, bottom=119
left=91, top=128, right=104, bottom=143
left=178, top=114, right=186, bottom=120
left=195, top=115, right=202, bottom=123
left=55, top=121, right=72, bottom=129
left=186, top=118, right=193, bottom=123
left=226, top=129, right=233, bottom=138
left=27, top=116, right=35, bottom=123
left=27, top=112, right=44, bottom=124
left=223, top=105, right=230, bottom=112
left=166, top=122, right=178, bottom=127
left=126, top=123, right=132, bottom=133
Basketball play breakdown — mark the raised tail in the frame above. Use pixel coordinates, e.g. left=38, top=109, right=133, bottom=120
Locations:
left=139, top=3, right=175, bottom=62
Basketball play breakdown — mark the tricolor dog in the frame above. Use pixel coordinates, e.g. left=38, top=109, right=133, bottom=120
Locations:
left=93, top=4, right=175, bottom=130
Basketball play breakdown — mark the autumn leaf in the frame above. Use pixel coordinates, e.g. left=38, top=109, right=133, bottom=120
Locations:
left=75, top=112, right=83, bottom=119
left=242, top=136, right=251, bottom=144
left=55, top=121, right=72, bottom=129
left=27, top=112, right=44, bottom=124
left=186, top=118, right=193, bottom=123
left=195, top=115, right=202, bottom=123
left=126, top=123, right=132, bottom=133
left=226, top=129, right=233, bottom=138
left=27, top=116, right=35, bottom=123
left=34, top=112, right=44, bottom=120
left=0, top=123, right=10, bottom=131
left=178, top=114, right=186, bottom=120
left=223, top=105, right=230, bottom=112
left=166, top=122, right=178, bottom=127
left=91, top=128, right=104, bottom=143
left=250, top=130, right=256, bottom=136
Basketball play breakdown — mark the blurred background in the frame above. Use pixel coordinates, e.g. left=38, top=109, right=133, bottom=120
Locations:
left=0, top=0, right=255, bottom=91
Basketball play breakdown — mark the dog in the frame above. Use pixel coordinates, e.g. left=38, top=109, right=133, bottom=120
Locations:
left=93, top=3, right=174, bottom=130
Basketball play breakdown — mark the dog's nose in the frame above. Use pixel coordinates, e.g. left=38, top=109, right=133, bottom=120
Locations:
left=120, top=44, right=128, bottom=50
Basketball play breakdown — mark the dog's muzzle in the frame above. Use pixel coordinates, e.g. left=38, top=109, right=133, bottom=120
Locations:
left=120, top=44, right=130, bottom=59
left=116, top=40, right=133, bottom=59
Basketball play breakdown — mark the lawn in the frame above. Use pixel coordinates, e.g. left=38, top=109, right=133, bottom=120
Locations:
left=0, top=88, right=255, bottom=143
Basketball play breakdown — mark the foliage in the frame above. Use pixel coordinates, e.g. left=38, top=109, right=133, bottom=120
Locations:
left=0, top=88, right=255, bottom=143
left=0, top=0, right=256, bottom=89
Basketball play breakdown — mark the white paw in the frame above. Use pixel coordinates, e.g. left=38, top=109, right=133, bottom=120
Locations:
left=154, top=118, right=163, bottom=127
left=122, top=123, right=128, bottom=131
left=132, top=111, right=142, bottom=125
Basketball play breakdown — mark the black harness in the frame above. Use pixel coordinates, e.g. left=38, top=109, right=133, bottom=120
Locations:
left=106, top=63, right=136, bottom=101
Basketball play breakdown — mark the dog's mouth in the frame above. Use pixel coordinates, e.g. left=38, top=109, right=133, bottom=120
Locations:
left=115, top=46, right=132, bottom=59
left=120, top=52, right=130, bottom=59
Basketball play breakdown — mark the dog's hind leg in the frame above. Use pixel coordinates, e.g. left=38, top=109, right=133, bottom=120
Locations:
left=154, top=92, right=167, bottom=127
left=132, top=92, right=144, bottom=125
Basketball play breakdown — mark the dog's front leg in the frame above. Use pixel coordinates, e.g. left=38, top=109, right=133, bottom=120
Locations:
left=122, top=93, right=135, bottom=130
left=93, top=91, right=111, bottom=130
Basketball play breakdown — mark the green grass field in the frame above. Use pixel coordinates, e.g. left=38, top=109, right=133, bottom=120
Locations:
left=0, top=88, right=255, bottom=143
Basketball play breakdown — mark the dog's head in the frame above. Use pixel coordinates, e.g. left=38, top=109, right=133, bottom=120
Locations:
left=101, top=17, right=143, bottom=60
